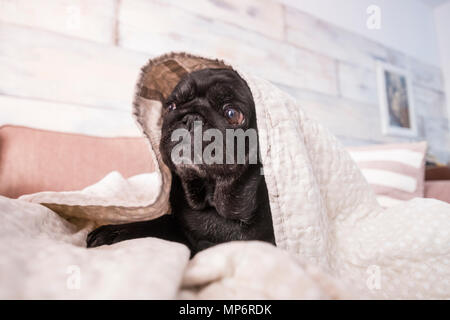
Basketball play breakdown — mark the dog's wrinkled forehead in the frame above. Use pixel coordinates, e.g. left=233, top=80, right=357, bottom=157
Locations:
left=137, top=57, right=234, bottom=103
left=168, top=69, right=254, bottom=109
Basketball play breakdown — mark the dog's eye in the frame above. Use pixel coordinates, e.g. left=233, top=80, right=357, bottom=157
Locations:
left=167, top=103, right=177, bottom=112
left=223, top=106, right=244, bottom=125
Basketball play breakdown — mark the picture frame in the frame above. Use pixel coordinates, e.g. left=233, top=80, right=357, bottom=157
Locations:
left=376, top=61, right=417, bottom=137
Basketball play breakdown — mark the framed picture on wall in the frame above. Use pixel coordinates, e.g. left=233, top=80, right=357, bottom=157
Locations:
left=376, top=62, right=417, bottom=137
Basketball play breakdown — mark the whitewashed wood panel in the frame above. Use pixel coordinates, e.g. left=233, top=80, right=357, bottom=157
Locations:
left=423, top=118, right=450, bottom=163
left=276, top=84, right=412, bottom=144
left=413, top=86, right=448, bottom=119
left=285, top=7, right=407, bottom=70
left=161, top=0, right=284, bottom=41
left=408, top=57, right=444, bottom=92
left=337, top=136, right=380, bottom=147
left=118, top=0, right=339, bottom=96
left=415, top=115, right=427, bottom=139
left=279, top=84, right=449, bottom=162
left=0, top=0, right=117, bottom=44
left=338, top=62, right=378, bottom=105
left=0, top=23, right=148, bottom=111
left=0, top=95, right=141, bottom=137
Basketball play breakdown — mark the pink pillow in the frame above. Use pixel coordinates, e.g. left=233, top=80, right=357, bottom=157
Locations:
left=0, top=125, right=154, bottom=199
left=347, top=142, right=427, bottom=207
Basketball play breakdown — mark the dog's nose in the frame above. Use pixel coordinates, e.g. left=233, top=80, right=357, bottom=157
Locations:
left=181, top=114, right=203, bottom=131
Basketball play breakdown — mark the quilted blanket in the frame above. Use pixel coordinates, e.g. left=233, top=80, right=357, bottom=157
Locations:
left=1, top=52, right=449, bottom=299
left=0, top=193, right=349, bottom=299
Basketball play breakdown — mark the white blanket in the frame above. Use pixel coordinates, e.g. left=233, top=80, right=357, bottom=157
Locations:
left=1, top=52, right=449, bottom=299
left=0, top=195, right=349, bottom=299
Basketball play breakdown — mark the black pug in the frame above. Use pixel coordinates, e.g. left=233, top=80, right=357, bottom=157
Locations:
left=86, top=68, right=275, bottom=255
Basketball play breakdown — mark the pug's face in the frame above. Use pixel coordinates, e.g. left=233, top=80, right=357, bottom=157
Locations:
left=159, top=68, right=258, bottom=180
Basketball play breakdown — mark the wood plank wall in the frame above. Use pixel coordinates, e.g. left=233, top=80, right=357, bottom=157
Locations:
left=0, top=0, right=448, bottom=162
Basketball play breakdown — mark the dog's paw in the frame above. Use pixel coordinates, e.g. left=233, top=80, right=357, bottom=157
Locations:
left=86, top=225, right=129, bottom=248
